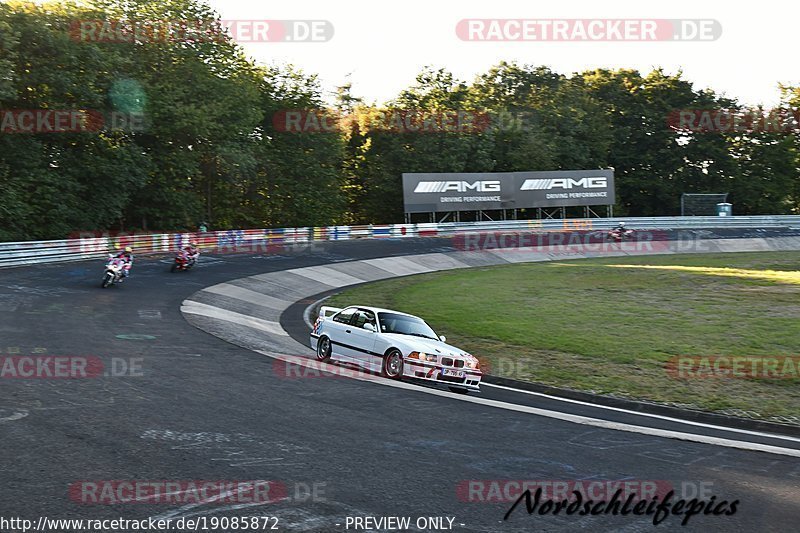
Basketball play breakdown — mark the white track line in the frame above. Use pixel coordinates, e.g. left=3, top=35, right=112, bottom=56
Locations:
left=255, top=350, right=800, bottom=457
left=482, top=382, right=800, bottom=444
left=181, top=300, right=287, bottom=337
left=203, top=283, right=293, bottom=310
left=289, top=265, right=364, bottom=287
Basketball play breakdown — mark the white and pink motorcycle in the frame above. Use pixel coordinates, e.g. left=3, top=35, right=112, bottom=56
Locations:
left=101, top=256, right=127, bottom=288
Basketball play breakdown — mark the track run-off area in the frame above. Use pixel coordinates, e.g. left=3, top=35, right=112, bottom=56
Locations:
left=2, top=228, right=800, bottom=532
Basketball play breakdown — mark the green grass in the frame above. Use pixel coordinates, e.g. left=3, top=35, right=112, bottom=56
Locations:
left=325, top=252, right=800, bottom=422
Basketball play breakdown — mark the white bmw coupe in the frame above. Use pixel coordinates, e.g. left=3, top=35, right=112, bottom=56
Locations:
left=310, top=305, right=482, bottom=393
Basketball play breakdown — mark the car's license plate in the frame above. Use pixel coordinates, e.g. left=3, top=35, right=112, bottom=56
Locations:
left=441, top=369, right=465, bottom=378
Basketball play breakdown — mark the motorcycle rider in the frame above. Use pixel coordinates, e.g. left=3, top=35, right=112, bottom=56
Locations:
left=114, top=246, right=134, bottom=280
left=182, top=242, right=200, bottom=266
left=610, top=221, right=628, bottom=236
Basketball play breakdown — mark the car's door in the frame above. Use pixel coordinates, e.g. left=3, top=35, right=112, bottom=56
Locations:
left=326, top=307, right=357, bottom=360
left=345, top=309, right=378, bottom=366
left=372, top=312, right=395, bottom=370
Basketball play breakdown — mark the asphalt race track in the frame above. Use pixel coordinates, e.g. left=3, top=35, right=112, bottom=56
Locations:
left=2, top=232, right=800, bottom=532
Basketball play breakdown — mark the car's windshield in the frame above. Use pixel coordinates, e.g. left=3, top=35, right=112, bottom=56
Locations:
left=378, top=312, right=438, bottom=340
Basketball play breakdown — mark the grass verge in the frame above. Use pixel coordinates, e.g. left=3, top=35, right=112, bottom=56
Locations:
left=324, top=252, right=800, bottom=422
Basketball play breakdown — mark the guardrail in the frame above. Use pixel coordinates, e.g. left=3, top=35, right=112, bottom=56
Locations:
left=1, top=215, right=798, bottom=268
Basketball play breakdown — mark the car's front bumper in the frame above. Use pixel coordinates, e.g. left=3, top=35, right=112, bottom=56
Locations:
left=403, top=359, right=482, bottom=390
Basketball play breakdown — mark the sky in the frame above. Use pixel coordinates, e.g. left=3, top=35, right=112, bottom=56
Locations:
left=206, top=0, right=798, bottom=107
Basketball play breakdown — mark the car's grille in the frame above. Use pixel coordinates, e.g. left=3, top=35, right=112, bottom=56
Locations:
left=440, top=357, right=464, bottom=368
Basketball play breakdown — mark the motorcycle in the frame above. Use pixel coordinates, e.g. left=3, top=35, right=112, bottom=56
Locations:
left=607, top=227, right=635, bottom=242
left=101, top=256, right=126, bottom=288
left=171, top=250, right=198, bottom=272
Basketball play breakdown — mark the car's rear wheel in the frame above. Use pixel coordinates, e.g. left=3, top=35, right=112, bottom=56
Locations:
left=448, top=386, right=469, bottom=394
left=382, top=349, right=403, bottom=379
left=316, top=336, right=331, bottom=362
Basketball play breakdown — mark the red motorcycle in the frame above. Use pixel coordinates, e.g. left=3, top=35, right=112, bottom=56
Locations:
left=170, top=250, right=198, bottom=272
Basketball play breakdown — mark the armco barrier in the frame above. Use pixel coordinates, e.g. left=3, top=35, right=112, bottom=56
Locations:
left=1, top=215, right=799, bottom=268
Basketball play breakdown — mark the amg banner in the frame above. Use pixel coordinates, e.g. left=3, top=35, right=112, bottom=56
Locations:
left=402, top=170, right=615, bottom=213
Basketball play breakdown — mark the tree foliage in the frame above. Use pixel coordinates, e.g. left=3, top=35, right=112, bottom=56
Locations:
left=0, top=1, right=797, bottom=240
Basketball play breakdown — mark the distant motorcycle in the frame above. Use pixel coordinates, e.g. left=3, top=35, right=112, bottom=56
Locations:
left=607, top=227, right=635, bottom=242
left=101, top=256, right=126, bottom=288
left=171, top=250, right=198, bottom=272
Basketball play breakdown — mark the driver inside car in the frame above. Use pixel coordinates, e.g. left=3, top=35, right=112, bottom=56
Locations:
left=353, top=310, right=376, bottom=330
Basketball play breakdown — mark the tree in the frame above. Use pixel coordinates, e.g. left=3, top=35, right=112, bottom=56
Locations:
left=0, top=1, right=149, bottom=239
left=352, top=67, right=496, bottom=222
left=253, top=65, right=347, bottom=227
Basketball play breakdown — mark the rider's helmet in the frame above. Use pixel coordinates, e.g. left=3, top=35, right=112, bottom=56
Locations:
left=125, top=246, right=133, bottom=253
left=618, top=222, right=626, bottom=227
left=190, top=242, right=198, bottom=248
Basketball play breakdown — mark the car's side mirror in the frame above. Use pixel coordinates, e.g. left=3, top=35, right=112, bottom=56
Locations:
left=439, top=335, right=446, bottom=342
left=364, top=323, right=376, bottom=332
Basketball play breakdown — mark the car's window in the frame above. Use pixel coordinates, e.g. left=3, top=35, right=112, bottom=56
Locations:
left=332, top=308, right=356, bottom=324
left=378, top=312, right=438, bottom=340
left=352, top=309, right=375, bottom=329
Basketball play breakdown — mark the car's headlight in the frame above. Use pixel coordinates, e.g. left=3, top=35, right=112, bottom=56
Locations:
left=409, top=352, right=437, bottom=362
left=463, top=354, right=480, bottom=369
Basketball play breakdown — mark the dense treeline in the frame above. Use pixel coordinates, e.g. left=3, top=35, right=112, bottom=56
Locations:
left=1, top=0, right=798, bottom=241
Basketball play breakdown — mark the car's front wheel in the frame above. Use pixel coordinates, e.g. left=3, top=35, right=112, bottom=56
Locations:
left=316, top=336, right=332, bottom=362
left=382, top=349, right=403, bottom=379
